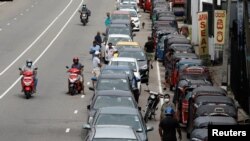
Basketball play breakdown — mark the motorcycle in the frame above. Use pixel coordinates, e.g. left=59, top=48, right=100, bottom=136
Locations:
left=19, top=67, right=37, bottom=99
left=66, top=66, right=83, bottom=95
left=144, top=89, right=167, bottom=123
left=79, top=10, right=88, bottom=26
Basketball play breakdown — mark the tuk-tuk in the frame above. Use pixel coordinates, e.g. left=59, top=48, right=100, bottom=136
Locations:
left=190, top=116, right=237, bottom=139
left=174, top=79, right=212, bottom=125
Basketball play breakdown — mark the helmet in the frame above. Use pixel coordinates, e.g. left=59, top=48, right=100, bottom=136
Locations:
left=164, top=106, right=174, bottom=115
left=26, top=59, right=33, bottom=67
left=82, top=4, right=86, bottom=7
left=73, top=57, right=79, bottom=64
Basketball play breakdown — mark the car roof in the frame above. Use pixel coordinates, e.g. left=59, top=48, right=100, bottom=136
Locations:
left=99, top=107, right=138, bottom=115
left=95, top=90, right=133, bottom=96
left=112, top=10, right=130, bottom=14
left=109, top=24, right=129, bottom=27
left=120, top=8, right=137, bottom=12
left=195, top=96, right=235, bottom=106
left=194, top=116, right=237, bottom=128
left=116, top=41, right=140, bottom=46
left=111, top=19, right=131, bottom=24
left=108, top=34, right=131, bottom=38
left=99, top=73, right=129, bottom=79
left=173, top=53, right=198, bottom=59
left=103, top=65, right=133, bottom=71
left=192, top=86, right=227, bottom=96
left=110, top=57, right=137, bottom=62
left=119, top=47, right=143, bottom=52
left=94, top=125, right=137, bottom=139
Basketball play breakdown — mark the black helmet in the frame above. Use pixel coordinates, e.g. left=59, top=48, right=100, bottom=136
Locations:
left=26, top=59, right=33, bottom=67
left=73, top=57, right=79, bottom=64
left=82, top=4, right=86, bottom=8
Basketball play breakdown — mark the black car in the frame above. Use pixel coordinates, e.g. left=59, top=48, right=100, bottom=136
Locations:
left=86, top=90, right=140, bottom=126
left=118, top=48, right=149, bottom=83
left=83, top=107, right=154, bottom=141
left=101, top=65, right=139, bottom=89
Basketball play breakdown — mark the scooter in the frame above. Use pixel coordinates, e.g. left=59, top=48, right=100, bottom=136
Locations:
left=66, top=66, right=83, bottom=95
left=79, top=10, right=88, bottom=26
left=19, top=68, right=37, bottom=99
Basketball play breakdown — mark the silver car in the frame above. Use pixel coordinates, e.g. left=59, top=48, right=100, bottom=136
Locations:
left=83, top=125, right=142, bottom=141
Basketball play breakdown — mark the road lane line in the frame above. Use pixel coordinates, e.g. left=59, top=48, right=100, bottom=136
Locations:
left=0, top=28, right=2, bottom=31
left=156, top=61, right=164, bottom=106
left=26, top=9, right=29, bottom=12
left=0, top=0, right=73, bottom=76
left=74, top=110, right=78, bottom=114
left=14, top=18, right=17, bottom=20
left=7, top=23, right=10, bottom=26
left=31, top=5, right=34, bottom=8
left=65, top=128, right=70, bottom=133
left=0, top=2, right=7, bottom=6
left=20, top=13, right=23, bottom=16
left=81, top=95, right=85, bottom=98
left=0, top=0, right=84, bottom=99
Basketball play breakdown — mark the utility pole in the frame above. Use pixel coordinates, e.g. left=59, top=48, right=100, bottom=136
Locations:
left=221, top=0, right=231, bottom=90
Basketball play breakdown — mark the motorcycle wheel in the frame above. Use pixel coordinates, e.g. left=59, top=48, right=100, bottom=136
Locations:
left=82, top=21, right=86, bottom=26
left=25, top=91, right=31, bottom=99
left=69, top=87, right=75, bottom=96
left=144, top=107, right=151, bottom=123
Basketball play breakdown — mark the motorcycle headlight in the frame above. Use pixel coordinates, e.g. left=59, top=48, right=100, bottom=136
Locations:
left=82, top=14, right=86, bottom=16
left=150, top=95, right=155, bottom=99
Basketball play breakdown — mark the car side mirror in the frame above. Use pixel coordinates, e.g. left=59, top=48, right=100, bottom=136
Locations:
left=82, top=124, right=91, bottom=130
left=146, top=126, right=154, bottom=132
left=89, top=87, right=95, bottom=91
left=87, top=105, right=90, bottom=110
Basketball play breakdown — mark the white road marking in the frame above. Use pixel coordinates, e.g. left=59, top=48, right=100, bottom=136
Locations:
left=156, top=61, right=164, bottom=106
left=0, top=2, right=7, bottom=6
left=0, top=0, right=84, bottom=99
left=0, top=0, right=73, bottom=76
left=65, top=128, right=70, bottom=133
left=74, top=110, right=78, bottom=114
left=31, top=5, right=34, bottom=8
left=20, top=13, right=23, bottom=16
left=81, top=95, right=85, bottom=98
left=0, top=28, right=2, bottom=31
left=6, top=23, right=10, bottom=26
left=14, top=18, right=17, bottom=20
left=26, top=9, right=29, bottom=12
left=87, top=82, right=90, bottom=85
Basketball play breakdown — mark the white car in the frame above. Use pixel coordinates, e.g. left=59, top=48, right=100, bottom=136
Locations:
left=117, top=0, right=139, bottom=12
left=109, top=57, right=141, bottom=94
left=103, top=34, right=132, bottom=63
left=120, top=9, right=141, bottom=31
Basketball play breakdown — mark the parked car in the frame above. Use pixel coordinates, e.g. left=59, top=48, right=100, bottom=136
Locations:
left=83, top=107, right=154, bottom=141
left=118, top=48, right=149, bottom=83
left=101, top=65, right=140, bottom=89
left=103, top=34, right=132, bottom=63
left=86, top=90, right=140, bottom=125
left=120, top=8, right=141, bottom=31
left=111, top=10, right=131, bottom=21
left=169, top=44, right=194, bottom=53
left=109, top=57, right=141, bottom=93
left=83, top=125, right=142, bottom=141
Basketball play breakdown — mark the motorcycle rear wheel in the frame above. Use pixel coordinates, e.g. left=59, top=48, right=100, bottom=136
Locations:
left=25, top=91, right=31, bottom=99
left=144, top=107, right=151, bottom=123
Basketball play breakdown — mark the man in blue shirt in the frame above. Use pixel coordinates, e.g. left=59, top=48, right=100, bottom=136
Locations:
left=89, top=40, right=101, bottom=59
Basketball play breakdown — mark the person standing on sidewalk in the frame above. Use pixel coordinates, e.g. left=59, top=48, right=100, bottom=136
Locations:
left=105, top=12, right=111, bottom=27
left=144, top=36, right=155, bottom=69
left=89, top=41, right=101, bottom=59
left=163, top=48, right=175, bottom=90
left=159, top=106, right=182, bottom=141
left=92, top=51, right=102, bottom=87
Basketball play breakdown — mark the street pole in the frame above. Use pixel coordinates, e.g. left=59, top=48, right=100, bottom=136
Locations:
left=221, top=0, right=231, bottom=90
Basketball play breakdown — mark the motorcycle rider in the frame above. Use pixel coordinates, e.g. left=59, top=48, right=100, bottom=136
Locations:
left=159, top=106, right=182, bottom=141
left=20, top=59, right=38, bottom=93
left=80, top=4, right=91, bottom=22
left=69, top=57, right=84, bottom=94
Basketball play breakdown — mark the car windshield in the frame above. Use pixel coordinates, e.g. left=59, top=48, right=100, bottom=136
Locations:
left=129, top=11, right=137, bottom=17
left=119, top=51, right=146, bottom=61
left=93, top=96, right=135, bottom=109
left=96, top=114, right=142, bottom=130
left=116, top=45, right=139, bottom=50
left=109, top=27, right=130, bottom=35
left=96, top=78, right=130, bottom=91
left=102, top=69, right=133, bottom=80
left=111, top=14, right=130, bottom=20
left=110, top=61, right=137, bottom=71
left=108, top=37, right=131, bottom=46
left=93, top=139, right=137, bottom=141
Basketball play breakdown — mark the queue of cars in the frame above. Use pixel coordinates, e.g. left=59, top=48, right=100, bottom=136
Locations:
left=82, top=1, right=153, bottom=141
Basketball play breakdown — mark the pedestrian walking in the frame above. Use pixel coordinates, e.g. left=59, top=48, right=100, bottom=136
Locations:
left=89, top=40, right=101, bottom=59
left=92, top=51, right=102, bottom=87
left=159, top=106, right=182, bottom=141
left=163, top=48, right=175, bottom=90
left=144, top=36, right=155, bottom=69
left=105, top=12, right=111, bottom=27
left=94, top=31, right=102, bottom=46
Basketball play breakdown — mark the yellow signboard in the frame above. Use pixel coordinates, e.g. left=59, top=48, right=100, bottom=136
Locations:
left=197, top=12, right=209, bottom=56
left=214, top=10, right=226, bottom=46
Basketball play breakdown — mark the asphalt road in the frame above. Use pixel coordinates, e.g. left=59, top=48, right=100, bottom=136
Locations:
left=0, top=0, right=187, bottom=141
